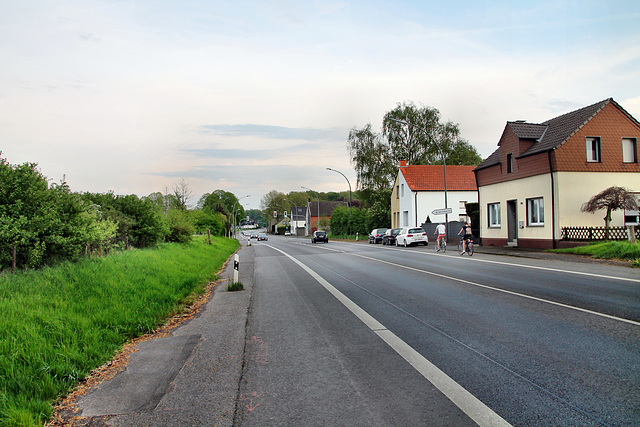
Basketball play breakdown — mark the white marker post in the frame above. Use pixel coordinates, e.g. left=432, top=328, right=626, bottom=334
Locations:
left=233, top=254, right=239, bottom=283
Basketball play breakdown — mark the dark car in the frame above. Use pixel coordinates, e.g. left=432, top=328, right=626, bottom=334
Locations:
left=312, top=230, right=328, bottom=243
left=257, top=233, right=268, bottom=241
left=382, top=228, right=403, bottom=245
left=368, top=228, right=388, bottom=244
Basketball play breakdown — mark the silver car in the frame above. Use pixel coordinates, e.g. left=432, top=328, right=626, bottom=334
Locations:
left=396, top=227, right=428, bottom=247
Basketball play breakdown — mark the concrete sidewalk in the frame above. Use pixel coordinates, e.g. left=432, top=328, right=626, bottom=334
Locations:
left=54, top=242, right=256, bottom=426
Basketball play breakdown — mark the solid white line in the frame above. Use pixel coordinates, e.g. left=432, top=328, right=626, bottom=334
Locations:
left=266, top=244, right=512, bottom=427
left=350, top=252, right=640, bottom=327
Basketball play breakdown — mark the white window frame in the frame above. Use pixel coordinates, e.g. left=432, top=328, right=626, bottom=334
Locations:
left=622, top=138, right=638, bottom=163
left=488, top=203, right=501, bottom=228
left=586, top=137, right=601, bottom=162
left=527, top=197, right=544, bottom=226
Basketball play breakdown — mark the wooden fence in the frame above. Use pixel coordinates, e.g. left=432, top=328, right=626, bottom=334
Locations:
left=561, top=226, right=639, bottom=241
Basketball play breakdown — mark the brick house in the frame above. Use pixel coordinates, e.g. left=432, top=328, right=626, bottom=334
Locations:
left=474, top=98, right=640, bottom=249
left=305, top=200, right=348, bottom=235
left=391, top=161, right=478, bottom=228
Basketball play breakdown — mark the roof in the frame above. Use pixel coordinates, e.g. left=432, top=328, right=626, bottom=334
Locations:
left=290, top=206, right=307, bottom=221
left=476, top=98, right=639, bottom=170
left=400, top=165, right=477, bottom=191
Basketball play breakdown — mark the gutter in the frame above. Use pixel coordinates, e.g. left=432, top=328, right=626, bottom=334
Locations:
left=547, top=149, right=557, bottom=249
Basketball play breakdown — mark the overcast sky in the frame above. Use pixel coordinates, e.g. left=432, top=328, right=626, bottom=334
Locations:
left=1, top=1, right=639, bottom=209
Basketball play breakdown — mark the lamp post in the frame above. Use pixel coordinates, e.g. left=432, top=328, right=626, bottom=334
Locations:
left=232, top=195, right=250, bottom=238
left=390, top=118, right=449, bottom=237
left=326, top=167, right=352, bottom=235
left=301, top=186, right=320, bottom=234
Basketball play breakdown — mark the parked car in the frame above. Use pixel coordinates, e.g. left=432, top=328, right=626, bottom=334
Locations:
left=382, top=228, right=403, bottom=245
left=312, top=230, right=329, bottom=243
left=257, top=233, right=268, bottom=241
left=368, top=228, right=388, bottom=244
left=284, top=231, right=291, bottom=236
left=396, top=227, right=428, bottom=247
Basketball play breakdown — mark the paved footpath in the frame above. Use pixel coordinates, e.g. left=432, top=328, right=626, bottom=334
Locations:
left=55, top=242, right=256, bottom=426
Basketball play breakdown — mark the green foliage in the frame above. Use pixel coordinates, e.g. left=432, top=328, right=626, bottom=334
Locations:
left=551, top=241, right=640, bottom=264
left=190, top=208, right=226, bottom=236
left=164, top=210, right=195, bottom=243
left=227, top=281, right=244, bottom=292
left=0, top=236, right=239, bottom=426
left=330, top=207, right=381, bottom=236
left=0, top=157, right=119, bottom=270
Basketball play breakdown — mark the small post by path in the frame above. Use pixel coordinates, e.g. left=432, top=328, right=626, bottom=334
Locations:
left=233, top=254, right=239, bottom=283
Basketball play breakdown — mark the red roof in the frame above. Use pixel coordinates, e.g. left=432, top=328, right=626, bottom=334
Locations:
left=400, top=165, right=477, bottom=191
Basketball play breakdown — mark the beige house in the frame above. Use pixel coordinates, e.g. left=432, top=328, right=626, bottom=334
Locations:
left=474, top=98, right=640, bottom=249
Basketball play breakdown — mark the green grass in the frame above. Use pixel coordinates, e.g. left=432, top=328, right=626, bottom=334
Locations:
left=550, top=241, right=640, bottom=267
left=0, top=236, right=239, bottom=427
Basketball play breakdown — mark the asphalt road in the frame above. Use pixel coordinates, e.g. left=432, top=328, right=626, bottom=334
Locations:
left=237, top=235, right=640, bottom=426
left=61, top=234, right=639, bottom=426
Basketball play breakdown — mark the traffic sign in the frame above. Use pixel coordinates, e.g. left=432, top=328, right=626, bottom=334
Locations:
left=431, top=208, right=452, bottom=215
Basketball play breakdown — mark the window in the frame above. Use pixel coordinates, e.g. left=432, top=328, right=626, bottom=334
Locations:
left=622, top=138, right=638, bottom=163
left=459, top=201, right=467, bottom=210
left=506, top=153, right=513, bottom=173
left=586, top=137, right=601, bottom=162
left=527, top=198, right=544, bottom=226
left=488, top=203, right=501, bottom=227
left=401, top=184, right=405, bottom=197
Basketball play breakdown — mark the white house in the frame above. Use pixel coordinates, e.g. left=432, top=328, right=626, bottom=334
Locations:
left=391, top=161, right=478, bottom=228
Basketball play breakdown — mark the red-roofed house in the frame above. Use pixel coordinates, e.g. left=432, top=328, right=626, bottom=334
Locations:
left=391, top=161, right=478, bottom=228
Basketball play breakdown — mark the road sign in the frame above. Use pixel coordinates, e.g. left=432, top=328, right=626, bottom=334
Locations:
left=431, top=208, right=453, bottom=215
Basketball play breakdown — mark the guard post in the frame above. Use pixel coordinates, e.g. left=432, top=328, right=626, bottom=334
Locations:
left=233, top=254, right=239, bottom=282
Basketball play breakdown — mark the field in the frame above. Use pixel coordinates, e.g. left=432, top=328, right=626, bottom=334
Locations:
left=0, top=237, right=239, bottom=427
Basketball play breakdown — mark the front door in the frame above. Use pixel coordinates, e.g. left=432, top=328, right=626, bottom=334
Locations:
left=507, top=199, right=517, bottom=244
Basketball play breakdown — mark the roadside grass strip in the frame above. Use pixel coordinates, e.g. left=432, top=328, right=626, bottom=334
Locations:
left=0, top=236, right=239, bottom=427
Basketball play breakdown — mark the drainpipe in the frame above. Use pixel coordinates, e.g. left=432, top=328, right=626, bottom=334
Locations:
left=414, top=191, right=418, bottom=227
left=547, top=149, right=557, bottom=249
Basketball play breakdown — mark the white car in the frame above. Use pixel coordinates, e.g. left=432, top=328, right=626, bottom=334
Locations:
left=396, top=227, right=428, bottom=247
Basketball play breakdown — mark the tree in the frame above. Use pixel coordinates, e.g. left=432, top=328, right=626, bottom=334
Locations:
left=347, top=101, right=482, bottom=212
left=581, top=186, right=639, bottom=239
left=173, top=179, right=193, bottom=211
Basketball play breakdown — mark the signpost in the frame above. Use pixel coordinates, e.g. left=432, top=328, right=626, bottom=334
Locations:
left=431, top=208, right=453, bottom=216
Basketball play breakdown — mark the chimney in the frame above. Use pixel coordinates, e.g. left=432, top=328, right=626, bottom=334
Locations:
left=400, top=160, right=407, bottom=167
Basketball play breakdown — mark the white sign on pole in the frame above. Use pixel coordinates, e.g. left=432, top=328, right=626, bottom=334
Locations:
left=431, top=208, right=452, bottom=215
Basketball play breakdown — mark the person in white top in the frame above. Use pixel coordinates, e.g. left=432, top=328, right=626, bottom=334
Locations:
left=434, top=222, right=446, bottom=251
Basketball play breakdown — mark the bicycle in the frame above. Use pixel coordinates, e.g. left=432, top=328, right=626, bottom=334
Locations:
left=458, top=239, right=474, bottom=256
left=436, top=236, right=446, bottom=253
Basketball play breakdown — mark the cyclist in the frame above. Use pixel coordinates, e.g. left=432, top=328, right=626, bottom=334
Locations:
left=434, top=222, right=446, bottom=251
left=458, top=221, right=473, bottom=254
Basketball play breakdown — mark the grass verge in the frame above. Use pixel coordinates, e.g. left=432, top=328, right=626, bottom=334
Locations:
left=0, top=236, right=239, bottom=427
left=549, top=241, right=640, bottom=267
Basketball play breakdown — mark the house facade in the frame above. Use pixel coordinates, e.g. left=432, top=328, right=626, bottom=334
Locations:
left=391, top=161, right=478, bottom=228
left=305, top=200, right=348, bottom=235
left=474, top=98, right=640, bottom=249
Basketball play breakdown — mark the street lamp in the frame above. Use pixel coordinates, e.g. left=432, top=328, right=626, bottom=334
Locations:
left=390, top=118, right=449, bottom=237
left=326, top=167, right=352, bottom=235
left=232, top=195, right=250, bottom=238
left=301, top=186, right=320, bottom=235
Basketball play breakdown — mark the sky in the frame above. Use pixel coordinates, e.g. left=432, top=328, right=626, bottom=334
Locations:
left=1, top=0, right=640, bottom=210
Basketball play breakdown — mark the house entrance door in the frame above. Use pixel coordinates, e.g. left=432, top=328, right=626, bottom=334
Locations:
left=507, top=199, right=517, bottom=245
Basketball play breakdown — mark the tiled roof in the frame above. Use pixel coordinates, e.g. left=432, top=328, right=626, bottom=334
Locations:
left=476, top=98, right=623, bottom=170
left=400, top=165, right=477, bottom=191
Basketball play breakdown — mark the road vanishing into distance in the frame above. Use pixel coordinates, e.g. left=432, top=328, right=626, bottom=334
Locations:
left=237, top=235, right=640, bottom=426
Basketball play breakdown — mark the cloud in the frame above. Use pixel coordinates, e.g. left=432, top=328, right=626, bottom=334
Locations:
left=199, top=124, right=344, bottom=141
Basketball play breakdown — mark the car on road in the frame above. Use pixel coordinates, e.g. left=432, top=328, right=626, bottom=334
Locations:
left=284, top=231, right=291, bottom=236
left=368, top=228, right=388, bottom=244
left=257, top=233, right=268, bottom=241
left=312, top=230, right=329, bottom=243
left=382, top=228, right=403, bottom=245
left=396, top=227, right=428, bottom=247
left=250, top=232, right=259, bottom=239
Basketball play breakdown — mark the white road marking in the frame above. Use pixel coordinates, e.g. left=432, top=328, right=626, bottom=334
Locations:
left=266, top=244, right=512, bottom=427
left=289, top=240, right=640, bottom=326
